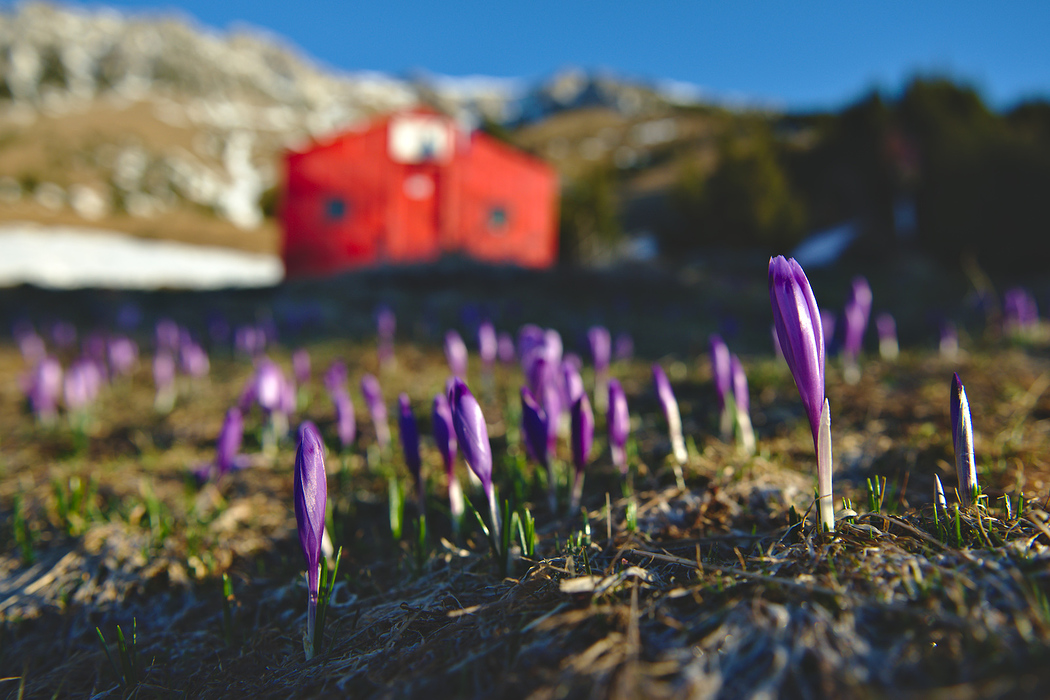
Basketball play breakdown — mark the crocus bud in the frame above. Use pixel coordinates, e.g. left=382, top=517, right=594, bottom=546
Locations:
left=843, top=277, right=872, bottom=358
left=588, top=326, right=611, bottom=372
left=951, top=373, right=978, bottom=507
left=360, top=374, right=390, bottom=449
left=155, top=319, right=178, bottom=353
left=293, top=421, right=327, bottom=650
left=769, top=255, right=833, bottom=530
left=478, top=322, right=497, bottom=368
left=333, top=390, right=356, bottom=449
left=520, top=386, right=549, bottom=469
left=17, top=329, right=46, bottom=365
left=569, top=393, right=594, bottom=511
left=820, top=310, right=836, bottom=353
left=292, top=349, right=311, bottom=387
left=614, top=332, right=633, bottom=362
left=433, top=392, right=463, bottom=529
left=876, top=313, right=899, bottom=360
left=497, top=332, right=516, bottom=364
left=324, top=360, right=348, bottom=399
left=769, top=256, right=825, bottom=441
left=934, top=474, right=947, bottom=512
left=608, top=378, right=630, bottom=475
left=215, top=407, right=244, bottom=475
left=376, top=305, right=396, bottom=367
left=710, top=334, right=733, bottom=441
left=107, top=336, right=138, bottom=377
left=398, top=394, right=424, bottom=508
left=180, top=342, right=210, bottom=378
left=65, top=359, right=101, bottom=411
left=445, top=330, right=469, bottom=378
left=448, top=378, right=498, bottom=538
left=153, top=352, right=176, bottom=411
left=562, top=360, right=584, bottom=406
left=730, top=354, right=756, bottom=455
left=28, top=356, right=62, bottom=422
left=653, top=364, right=688, bottom=465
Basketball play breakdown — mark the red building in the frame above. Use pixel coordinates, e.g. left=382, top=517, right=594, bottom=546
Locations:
left=281, top=110, right=558, bottom=276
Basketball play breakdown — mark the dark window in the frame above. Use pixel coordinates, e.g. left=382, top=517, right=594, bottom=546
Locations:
left=488, top=205, right=508, bottom=232
left=325, top=197, right=347, bottom=221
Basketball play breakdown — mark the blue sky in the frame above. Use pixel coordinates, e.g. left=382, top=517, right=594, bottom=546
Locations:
left=52, top=1, right=1050, bottom=111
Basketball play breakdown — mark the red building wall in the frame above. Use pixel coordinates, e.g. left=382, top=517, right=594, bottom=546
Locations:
left=281, top=112, right=558, bottom=277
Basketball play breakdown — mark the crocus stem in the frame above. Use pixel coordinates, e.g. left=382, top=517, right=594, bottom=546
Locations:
left=719, top=406, right=734, bottom=443
left=736, top=408, right=756, bottom=456
left=570, top=470, right=585, bottom=513
left=485, top=483, right=501, bottom=543
left=305, top=587, right=318, bottom=660
left=817, top=399, right=835, bottom=532
left=448, top=474, right=464, bottom=538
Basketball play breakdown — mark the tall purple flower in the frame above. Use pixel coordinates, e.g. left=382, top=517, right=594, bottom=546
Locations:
left=448, top=378, right=498, bottom=538
left=562, top=360, right=584, bottom=406
left=333, top=390, right=356, bottom=450
left=1004, top=287, right=1039, bottom=336
left=107, top=337, right=138, bottom=377
left=433, top=392, right=463, bottom=529
left=608, top=378, right=630, bottom=475
left=842, top=276, right=872, bottom=384
left=710, top=334, right=732, bottom=440
left=398, top=394, right=424, bottom=510
left=324, top=360, right=348, bottom=399
left=293, top=421, right=327, bottom=655
left=820, top=310, right=837, bottom=354
left=65, top=359, right=102, bottom=412
left=27, top=356, right=63, bottom=422
left=478, top=322, right=497, bottom=368
left=17, top=327, right=46, bottom=365
left=653, top=364, right=687, bottom=488
left=376, top=305, right=396, bottom=368
left=951, top=373, right=978, bottom=507
left=876, top=312, right=899, bottom=360
left=730, top=354, right=756, bottom=455
left=360, top=374, right=390, bottom=449
left=613, top=332, right=633, bottom=362
left=588, top=326, right=611, bottom=413
left=153, top=352, right=176, bottom=412
left=769, top=255, right=833, bottom=530
left=497, top=332, right=516, bottom=364
left=521, top=386, right=556, bottom=510
left=215, top=407, right=244, bottom=475
left=180, top=341, right=210, bottom=379
left=292, top=349, right=311, bottom=387
left=445, top=330, right=469, bottom=378
left=155, top=319, right=179, bottom=353
left=569, top=393, right=594, bottom=511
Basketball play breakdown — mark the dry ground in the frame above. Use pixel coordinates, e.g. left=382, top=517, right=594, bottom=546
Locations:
left=1, top=265, right=1050, bottom=699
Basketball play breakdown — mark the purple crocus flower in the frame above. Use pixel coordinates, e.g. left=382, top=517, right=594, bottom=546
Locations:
left=52, top=321, right=77, bottom=349
left=324, top=360, right=348, bottom=399
left=478, top=322, right=497, bottom=368
left=180, top=341, right=210, bottom=378
left=588, top=326, right=611, bottom=413
left=710, top=334, right=733, bottom=441
left=334, top=390, right=356, bottom=450
left=448, top=378, right=498, bottom=538
left=398, top=394, right=424, bottom=509
left=769, top=255, right=833, bottom=530
left=445, top=330, right=469, bottom=378
left=153, top=352, right=176, bottom=411
left=608, top=378, right=630, bottom=475
left=951, top=373, right=978, bottom=507
left=107, top=337, right=138, bottom=377
left=64, top=359, right=102, bottom=411
left=254, top=360, right=285, bottom=413
left=1004, top=287, right=1039, bottom=335
left=155, top=319, right=179, bottom=353
left=613, top=332, right=633, bottom=362
left=361, top=373, right=390, bottom=449
left=27, top=356, right=62, bottom=422
left=842, top=277, right=872, bottom=384
left=730, top=354, right=756, bottom=455
left=876, top=312, right=899, bottom=360
left=16, top=326, right=46, bottom=365
left=569, top=393, right=594, bottom=511
left=292, top=349, right=311, bottom=387
left=293, top=421, right=327, bottom=655
left=497, top=332, right=515, bottom=364
left=562, top=360, right=584, bottom=406
left=653, top=364, right=688, bottom=481
left=521, top=386, right=556, bottom=510
left=433, top=392, right=463, bottom=529
left=376, top=305, right=396, bottom=368
left=215, top=407, right=244, bottom=475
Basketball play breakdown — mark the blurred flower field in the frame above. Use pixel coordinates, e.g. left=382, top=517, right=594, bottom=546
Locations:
left=2, top=261, right=1050, bottom=698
